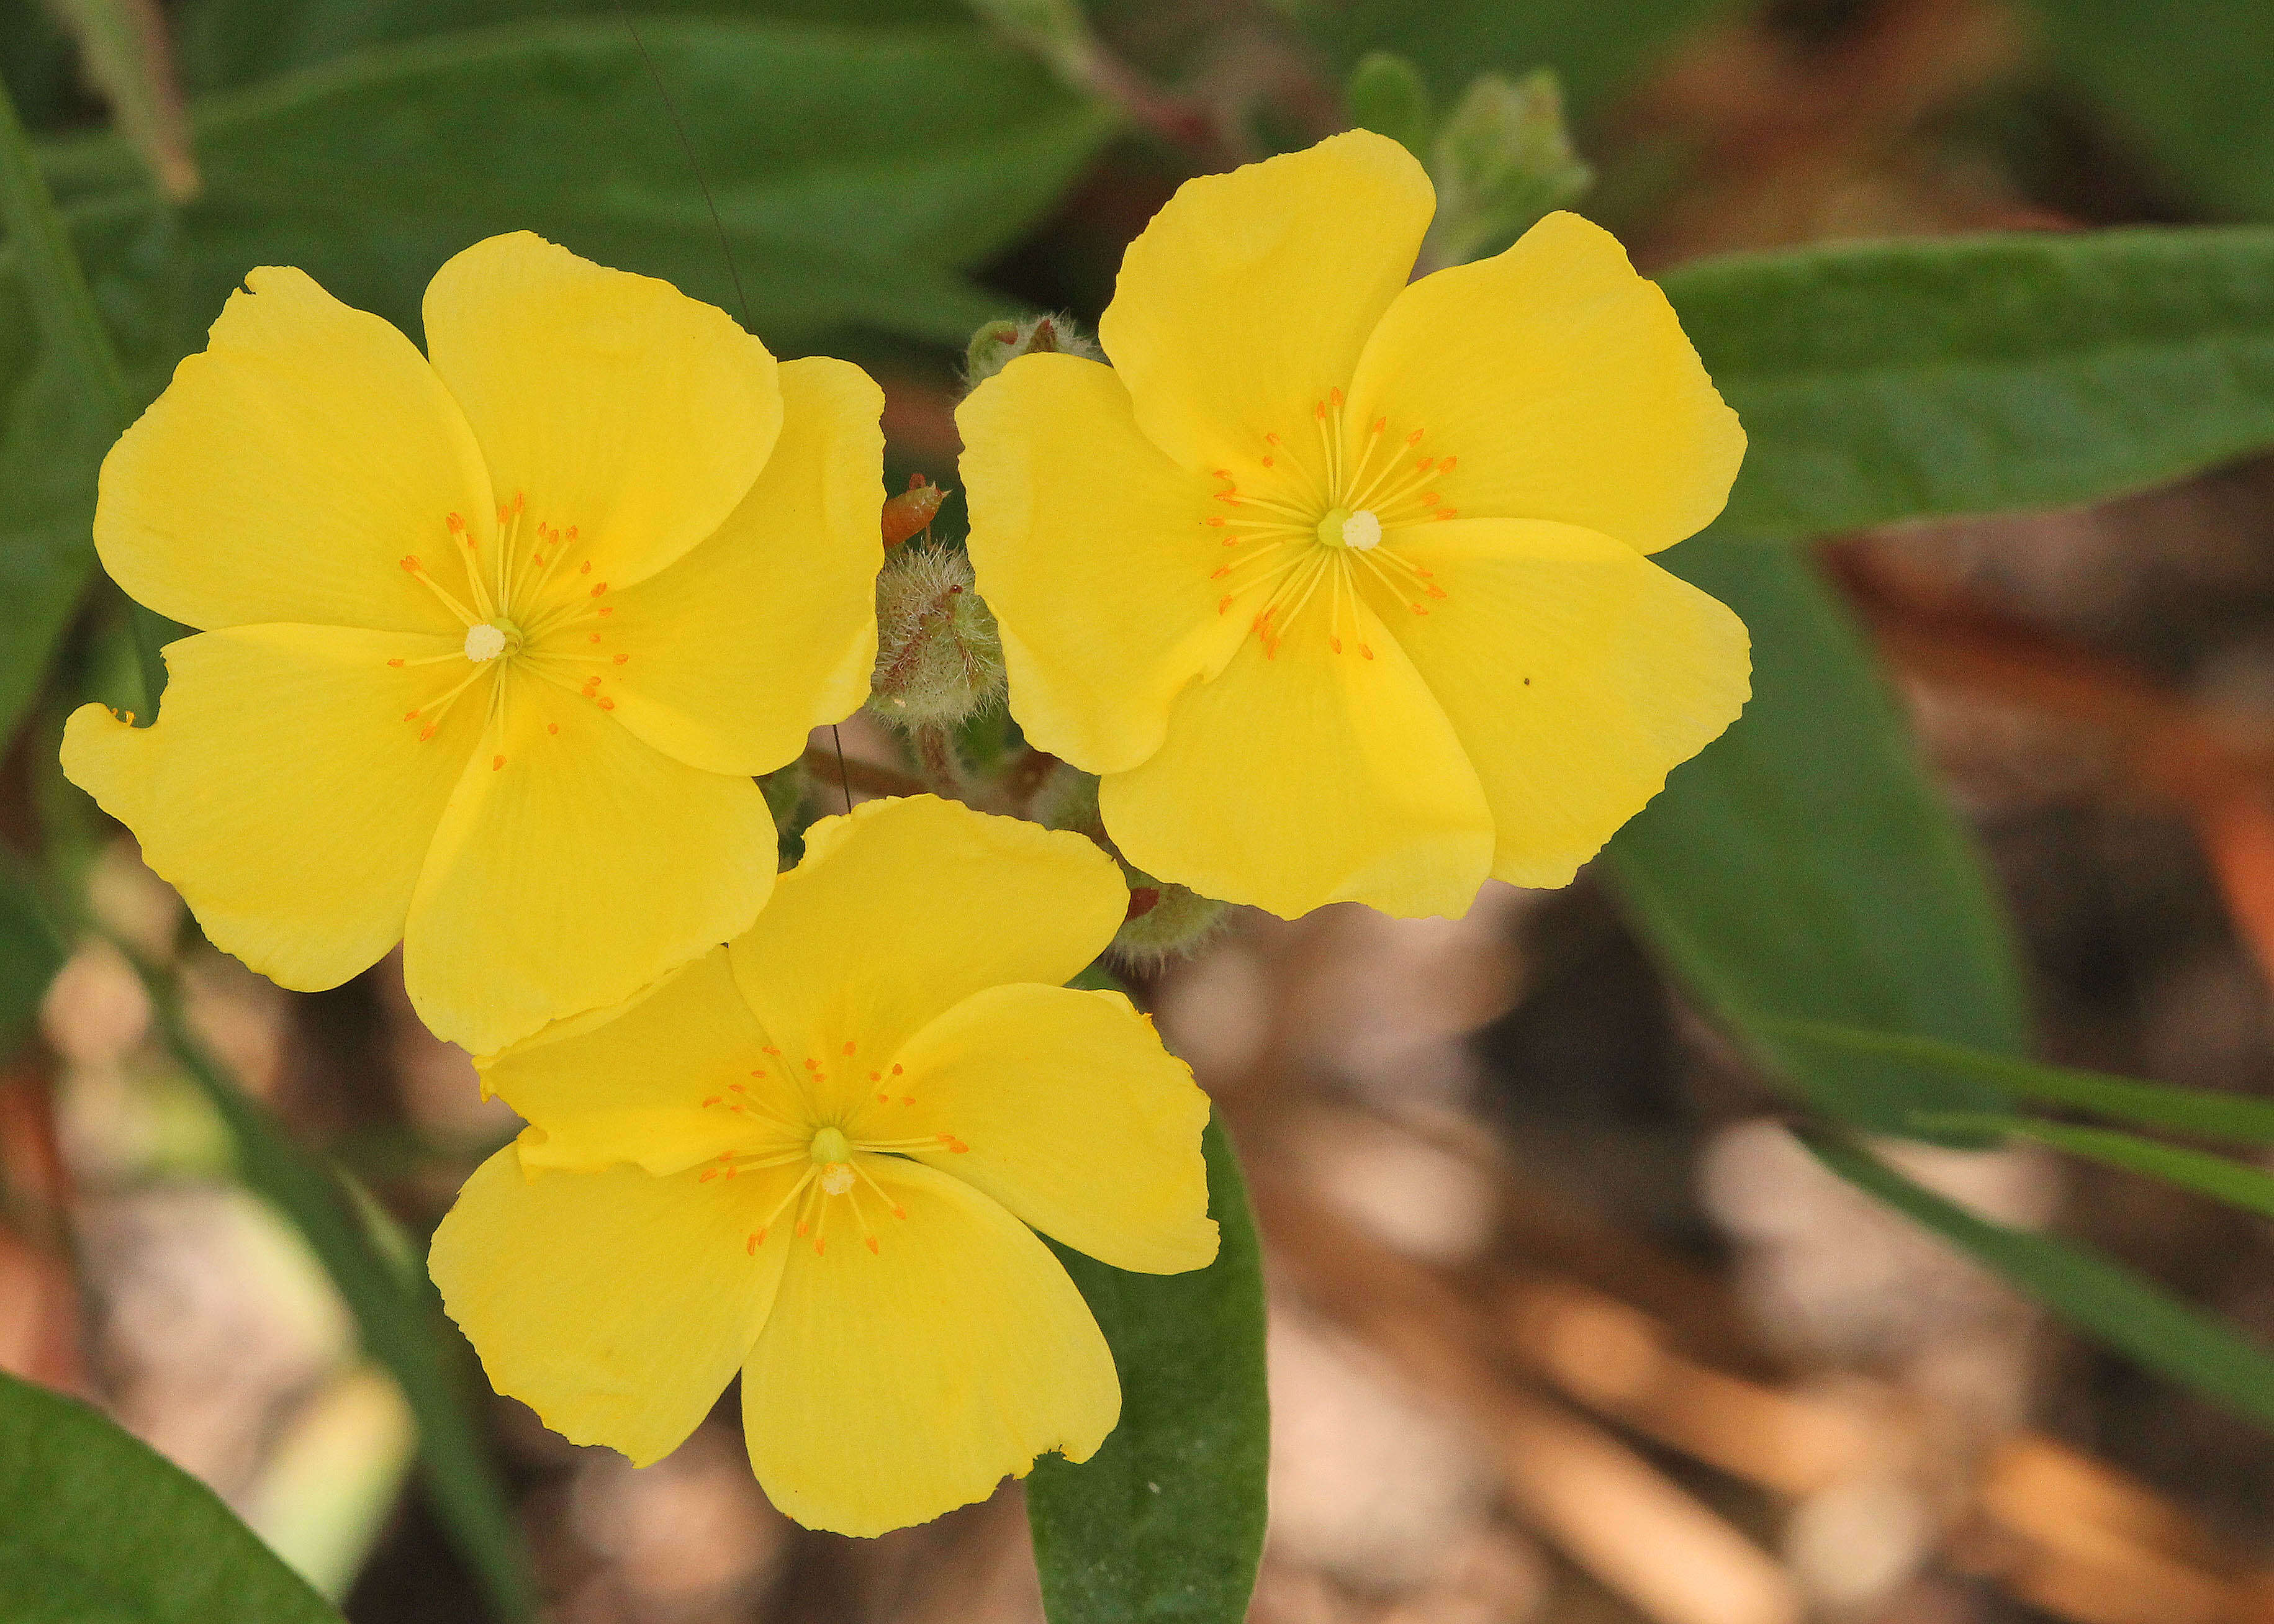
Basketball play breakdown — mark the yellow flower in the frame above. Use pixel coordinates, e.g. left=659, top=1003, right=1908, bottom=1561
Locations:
left=61, top=233, right=883, bottom=1054
left=428, top=793, right=1217, bottom=1536
left=958, top=131, right=1750, bottom=919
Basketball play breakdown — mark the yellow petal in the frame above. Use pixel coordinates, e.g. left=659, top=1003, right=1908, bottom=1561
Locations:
left=960, top=353, right=1248, bottom=772
left=95, top=266, right=493, bottom=633
left=431, top=1147, right=791, bottom=1467
left=1098, top=602, right=1494, bottom=919
left=422, top=233, right=782, bottom=591
left=1390, top=518, right=1750, bottom=886
left=1345, top=212, right=1744, bottom=554
left=603, top=356, right=884, bottom=775
left=403, top=676, right=777, bottom=1056
left=740, top=1157, right=1116, bottom=1536
left=482, top=944, right=777, bottom=1177
left=726, top=796, right=1125, bottom=1107
left=887, top=983, right=1216, bottom=1273
left=1099, top=130, right=1434, bottom=470
left=61, top=626, right=474, bottom=991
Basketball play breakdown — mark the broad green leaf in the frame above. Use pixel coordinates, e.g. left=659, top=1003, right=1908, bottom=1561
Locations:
left=1605, top=531, right=2028, bottom=1130
left=135, top=965, right=534, bottom=1621
left=173, top=0, right=967, bottom=94
left=1808, top=1135, right=2274, bottom=1433
left=2029, top=0, right=2274, bottom=222
left=1027, top=1112, right=1269, bottom=1624
left=1912, top=1114, right=2274, bottom=1224
left=0, top=1368, right=346, bottom=1623
left=1666, top=227, right=2274, bottom=539
left=41, top=19, right=1114, bottom=351
left=1301, top=0, right=1735, bottom=120
left=1764, top=1019, right=2274, bottom=1147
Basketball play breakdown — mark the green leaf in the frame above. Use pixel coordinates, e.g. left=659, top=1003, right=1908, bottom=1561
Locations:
left=1345, top=51, right=1432, bottom=160
left=133, top=965, right=534, bottom=1621
left=0, top=857, right=65, bottom=1055
left=1027, top=1111, right=1269, bottom=1624
left=44, top=19, right=1115, bottom=351
left=1301, top=0, right=1736, bottom=120
left=1605, top=531, right=2028, bottom=1130
left=47, top=0, right=200, bottom=200
left=2029, top=0, right=2274, bottom=222
left=1763, top=1019, right=2274, bottom=1147
left=1807, top=1134, right=2274, bottom=1433
left=1912, top=1114, right=2274, bottom=1224
left=1666, top=227, right=2274, bottom=538
left=0, top=1367, right=347, bottom=1623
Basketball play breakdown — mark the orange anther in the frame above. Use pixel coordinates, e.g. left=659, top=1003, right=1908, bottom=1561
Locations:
left=492, top=754, right=506, bottom=769
left=400, top=556, right=420, bottom=572
left=497, top=505, right=511, bottom=524
left=1411, top=603, right=1429, bottom=615
left=1212, top=492, right=1240, bottom=505
left=613, top=654, right=627, bottom=665
left=869, top=1070, right=881, bottom=1081
left=1330, top=387, right=1344, bottom=407
left=1217, top=594, right=1233, bottom=614
left=891, top=1204, right=906, bottom=1219
left=1420, top=492, right=1440, bottom=507
left=1427, top=584, right=1447, bottom=599
left=700, top=1169, right=718, bottom=1183
left=589, top=633, right=602, bottom=644
left=891, top=1064, right=901, bottom=1075
left=547, top=723, right=559, bottom=735
left=1369, top=416, right=1386, bottom=435
left=1212, top=468, right=1231, bottom=479
left=598, top=698, right=615, bottom=710
left=512, top=492, right=525, bottom=514
left=1406, top=428, right=1424, bottom=444
left=1210, top=566, right=1230, bottom=580
left=900, top=1096, right=914, bottom=1106
left=1360, top=644, right=1375, bottom=661
left=813, top=1239, right=825, bottom=1256
left=404, top=709, right=420, bottom=721
left=1261, top=456, right=1275, bottom=467
left=1437, top=456, right=1457, bottom=474
left=1330, top=636, right=1343, bottom=654
left=446, top=512, right=465, bottom=533
left=764, top=1047, right=782, bottom=1055
left=419, top=725, right=436, bottom=741
left=1204, top=516, right=1227, bottom=527
left=702, top=1095, right=721, bottom=1106
left=842, top=1041, right=856, bottom=1055
left=750, top=1068, right=765, bottom=1078
left=877, top=1092, right=890, bottom=1104
left=723, top=1166, right=737, bottom=1180
left=866, top=1237, right=879, bottom=1254
left=1417, top=458, right=1436, bottom=473
left=728, top=1083, right=746, bottom=1093
left=804, top=1057, right=819, bottom=1071
left=597, top=606, right=613, bottom=616
left=746, top=1233, right=761, bottom=1254
left=590, top=582, right=608, bottom=597
left=580, top=561, right=591, bottom=574
left=1437, top=508, right=1459, bottom=520
left=796, top=1221, right=808, bottom=1237
left=566, top=526, right=578, bottom=542
left=387, top=658, right=404, bottom=668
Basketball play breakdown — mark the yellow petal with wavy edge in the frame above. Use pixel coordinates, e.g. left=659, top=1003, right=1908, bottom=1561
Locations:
left=482, top=944, right=778, bottom=1176
left=726, top=796, right=1124, bottom=1109
left=1099, top=129, right=1434, bottom=471
left=1386, top=518, right=1751, bottom=886
left=403, top=676, right=776, bottom=1056
left=603, top=356, right=883, bottom=776
left=888, top=983, right=1216, bottom=1273
left=1345, top=212, right=1744, bottom=555
left=432, top=1148, right=792, bottom=1467
left=960, top=353, right=1247, bottom=773
left=61, top=626, right=477, bottom=991
left=740, top=1157, right=1116, bottom=1536
left=422, top=233, right=781, bottom=592
left=1098, top=601, right=1493, bottom=919
left=94, top=266, right=494, bottom=634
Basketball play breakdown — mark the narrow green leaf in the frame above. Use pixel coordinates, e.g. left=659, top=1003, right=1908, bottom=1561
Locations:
left=132, top=963, right=534, bottom=1622
left=1808, top=1135, right=2274, bottom=1433
left=1605, top=531, right=2027, bottom=1130
left=1763, top=1018, right=2274, bottom=1147
left=0, top=1368, right=347, bottom=1623
left=2029, top=0, right=2274, bottom=222
left=43, top=19, right=1116, bottom=351
left=0, top=857, right=66, bottom=1053
left=1027, top=1111, right=1269, bottom=1624
left=48, top=0, right=201, bottom=200
left=1911, top=1114, right=2274, bottom=1224
left=1666, top=227, right=2274, bottom=538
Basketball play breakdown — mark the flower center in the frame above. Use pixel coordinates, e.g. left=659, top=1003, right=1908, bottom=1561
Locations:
left=462, top=619, right=520, bottom=662
left=1314, top=507, right=1381, bottom=551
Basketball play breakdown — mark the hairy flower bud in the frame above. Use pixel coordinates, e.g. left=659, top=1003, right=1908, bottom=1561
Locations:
left=867, top=546, right=1006, bottom=728
left=963, top=312, right=1101, bottom=391
left=1034, top=766, right=1227, bottom=964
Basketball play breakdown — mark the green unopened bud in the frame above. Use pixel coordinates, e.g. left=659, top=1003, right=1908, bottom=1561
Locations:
left=963, top=312, right=1102, bottom=390
left=1111, top=877, right=1229, bottom=968
left=1347, top=51, right=1433, bottom=161
left=867, top=546, right=1005, bottom=728
left=1424, top=69, right=1594, bottom=268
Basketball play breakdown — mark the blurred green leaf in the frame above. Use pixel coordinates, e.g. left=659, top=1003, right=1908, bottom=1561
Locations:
left=134, top=964, right=534, bottom=1621
left=45, top=19, right=1116, bottom=351
left=1301, top=0, right=1735, bottom=120
left=0, top=1368, right=347, bottom=1623
left=1808, top=1135, right=2274, bottom=1433
left=1606, top=533, right=2027, bottom=1132
left=174, top=0, right=967, bottom=94
left=1424, top=69, right=1592, bottom=268
left=0, top=856, right=64, bottom=1053
left=1913, top=1114, right=2274, bottom=1223
left=48, top=0, right=200, bottom=199
left=2029, top=0, right=2274, bottom=222
left=1345, top=50, right=1432, bottom=160
left=1765, top=1019, right=2274, bottom=1147
left=1027, top=1111, right=1269, bottom=1624
left=1666, top=228, right=2274, bottom=538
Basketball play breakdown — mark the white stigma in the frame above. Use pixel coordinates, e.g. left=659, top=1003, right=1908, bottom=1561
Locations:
left=1343, top=509, right=1382, bottom=551
left=820, top=1163, right=856, bottom=1196
left=463, top=623, right=508, bottom=662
